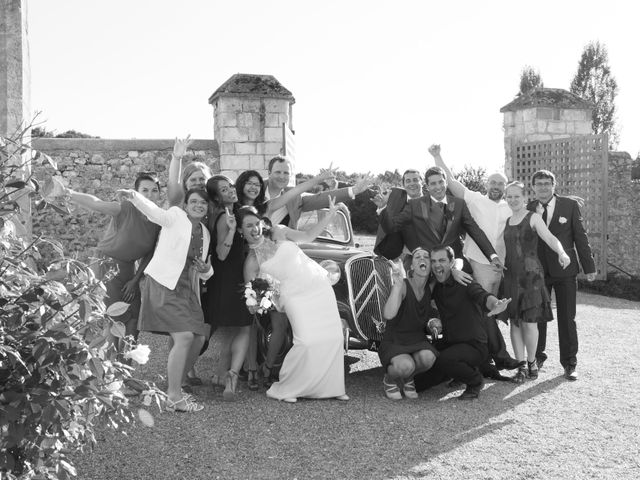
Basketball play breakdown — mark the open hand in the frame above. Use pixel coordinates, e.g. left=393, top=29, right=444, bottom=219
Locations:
left=488, top=298, right=511, bottom=317
left=352, top=173, right=373, bottom=195
left=121, top=279, right=139, bottom=303
left=318, top=162, right=339, bottom=182
left=173, top=135, right=193, bottom=158
left=389, top=259, right=406, bottom=284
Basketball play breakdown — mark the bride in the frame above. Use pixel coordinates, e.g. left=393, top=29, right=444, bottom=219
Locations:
left=240, top=199, right=349, bottom=403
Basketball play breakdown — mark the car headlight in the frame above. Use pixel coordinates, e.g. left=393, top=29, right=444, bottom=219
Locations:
left=319, top=260, right=341, bottom=286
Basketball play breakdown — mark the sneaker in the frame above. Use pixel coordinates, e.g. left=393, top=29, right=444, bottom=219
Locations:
left=403, top=379, right=418, bottom=400
left=527, top=360, right=539, bottom=380
left=383, top=375, right=402, bottom=401
left=564, top=366, right=578, bottom=381
left=458, top=380, right=483, bottom=400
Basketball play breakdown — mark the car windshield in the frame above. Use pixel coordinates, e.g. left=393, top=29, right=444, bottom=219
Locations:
left=296, top=208, right=351, bottom=244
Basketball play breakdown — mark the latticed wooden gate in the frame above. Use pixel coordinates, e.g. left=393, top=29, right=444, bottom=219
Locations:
left=510, top=134, right=608, bottom=280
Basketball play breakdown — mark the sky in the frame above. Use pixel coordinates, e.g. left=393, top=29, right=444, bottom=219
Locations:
left=27, top=0, right=640, bottom=176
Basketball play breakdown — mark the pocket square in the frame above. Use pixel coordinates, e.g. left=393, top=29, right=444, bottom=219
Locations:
left=559, top=216, right=567, bottom=224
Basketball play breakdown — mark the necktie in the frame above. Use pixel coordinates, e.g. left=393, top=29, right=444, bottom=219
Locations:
left=436, top=202, right=446, bottom=236
left=541, top=202, right=548, bottom=224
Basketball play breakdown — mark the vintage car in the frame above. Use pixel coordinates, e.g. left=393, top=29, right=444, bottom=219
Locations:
left=256, top=205, right=394, bottom=365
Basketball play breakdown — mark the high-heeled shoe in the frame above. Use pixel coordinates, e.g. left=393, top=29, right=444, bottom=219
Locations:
left=223, top=370, right=239, bottom=401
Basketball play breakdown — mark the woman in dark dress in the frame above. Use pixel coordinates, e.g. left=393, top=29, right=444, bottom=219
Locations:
left=503, top=182, right=570, bottom=383
left=379, top=247, right=439, bottom=400
left=202, top=175, right=253, bottom=401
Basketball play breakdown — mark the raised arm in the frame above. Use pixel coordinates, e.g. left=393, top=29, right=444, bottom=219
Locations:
left=279, top=196, right=339, bottom=243
left=382, top=261, right=407, bottom=320
left=429, top=144, right=466, bottom=199
left=299, top=176, right=371, bottom=213
left=167, top=136, right=192, bottom=206
left=64, top=186, right=121, bottom=216
left=118, top=189, right=176, bottom=227
left=266, top=166, right=338, bottom=214
left=214, top=207, right=237, bottom=261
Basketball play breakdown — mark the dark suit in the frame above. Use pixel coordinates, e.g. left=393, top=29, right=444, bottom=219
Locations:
left=527, top=195, right=596, bottom=368
left=381, top=193, right=497, bottom=260
left=374, top=188, right=409, bottom=259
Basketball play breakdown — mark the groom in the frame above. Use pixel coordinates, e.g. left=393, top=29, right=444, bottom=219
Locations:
left=527, top=169, right=596, bottom=381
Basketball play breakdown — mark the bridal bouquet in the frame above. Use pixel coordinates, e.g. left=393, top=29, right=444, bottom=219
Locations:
left=244, top=275, right=279, bottom=315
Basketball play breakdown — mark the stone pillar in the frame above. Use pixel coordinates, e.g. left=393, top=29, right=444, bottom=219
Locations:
left=209, top=74, right=295, bottom=180
left=501, top=88, right=593, bottom=178
left=1, top=0, right=32, bottom=237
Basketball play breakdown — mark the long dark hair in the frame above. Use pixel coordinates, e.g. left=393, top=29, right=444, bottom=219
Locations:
left=235, top=170, right=267, bottom=215
left=236, top=205, right=273, bottom=240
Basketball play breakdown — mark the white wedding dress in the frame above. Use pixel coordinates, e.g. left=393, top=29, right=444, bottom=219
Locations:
left=258, top=240, right=346, bottom=400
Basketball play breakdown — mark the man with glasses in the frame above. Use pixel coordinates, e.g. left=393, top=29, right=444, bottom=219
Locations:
left=528, top=170, right=596, bottom=381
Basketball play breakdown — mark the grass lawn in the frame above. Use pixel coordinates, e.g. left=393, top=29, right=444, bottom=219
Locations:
left=73, top=237, right=640, bottom=480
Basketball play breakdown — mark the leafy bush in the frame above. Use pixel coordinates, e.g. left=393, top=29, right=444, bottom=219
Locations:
left=1, top=127, right=163, bottom=479
left=578, top=272, right=640, bottom=301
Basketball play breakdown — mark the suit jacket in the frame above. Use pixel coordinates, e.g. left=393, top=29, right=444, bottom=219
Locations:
left=527, top=195, right=595, bottom=278
left=374, top=188, right=409, bottom=259
left=381, top=193, right=497, bottom=260
left=283, top=186, right=353, bottom=228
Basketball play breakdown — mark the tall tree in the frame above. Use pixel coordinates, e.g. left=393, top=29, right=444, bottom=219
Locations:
left=570, top=41, right=619, bottom=149
left=519, top=66, right=544, bottom=95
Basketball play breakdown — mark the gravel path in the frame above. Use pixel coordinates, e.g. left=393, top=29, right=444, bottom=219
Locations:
left=73, top=291, right=640, bottom=480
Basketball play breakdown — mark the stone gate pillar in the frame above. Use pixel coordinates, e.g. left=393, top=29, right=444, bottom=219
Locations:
left=500, top=88, right=593, bottom=178
left=208, top=74, right=295, bottom=180
left=1, top=0, right=32, bottom=237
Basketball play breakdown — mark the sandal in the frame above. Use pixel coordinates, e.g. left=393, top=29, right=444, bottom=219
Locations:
left=383, top=375, right=402, bottom=401
left=403, top=379, right=418, bottom=400
left=223, top=370, right=239, bottom=401
left=528, top=360, right=539, bottom=380
left=166, top=395, right=204, bottom=413
left=247, top=370, right=259, bottom=391
left=512, top=363, right=527, bottom=384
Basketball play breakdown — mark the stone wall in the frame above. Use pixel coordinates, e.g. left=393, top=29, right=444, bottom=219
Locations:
left=606, top=151, right=640, bottom=276
left=31, top=138, right=218, bottom=261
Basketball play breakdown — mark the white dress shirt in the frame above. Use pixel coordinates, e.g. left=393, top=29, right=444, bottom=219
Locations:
left=463, top=189, right=511, bottom=264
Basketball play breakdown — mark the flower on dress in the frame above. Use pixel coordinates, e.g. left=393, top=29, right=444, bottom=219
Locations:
left=444, top=201, right=455, bottom=222
left=559, top=216, right=567, bottom=224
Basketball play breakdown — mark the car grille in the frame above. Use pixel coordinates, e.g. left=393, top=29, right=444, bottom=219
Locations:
left=345, top=253, right=393, bottom=342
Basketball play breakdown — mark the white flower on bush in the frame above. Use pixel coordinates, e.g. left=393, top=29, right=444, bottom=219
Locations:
left=244, top=287, right=256, bottom=297
left=124, top=344, right=151, bottom=365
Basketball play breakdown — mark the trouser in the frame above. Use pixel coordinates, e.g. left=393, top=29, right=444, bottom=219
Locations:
left=469, top=259, right=514, bottom=366
left=537, top=275, right=578, bottom=368
left=414, top=341, right=488, bottom=392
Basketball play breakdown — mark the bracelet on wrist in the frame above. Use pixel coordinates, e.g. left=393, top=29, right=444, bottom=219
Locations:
left=223, top=242, right=232, bottom=248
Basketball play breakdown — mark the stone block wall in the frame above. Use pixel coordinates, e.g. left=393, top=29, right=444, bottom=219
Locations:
left=606, top=151, right=640, bottom=276
left=31, top=138, right=218, bottom=261
left=213, top=97, right=290, bottom=179
left=503, top=107, right=592, bottom=175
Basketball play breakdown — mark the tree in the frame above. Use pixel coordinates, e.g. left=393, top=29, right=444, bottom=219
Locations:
left=570, top=41, right=619, bottom=149
left=453, top=165, right=487, bottom=194
left=519, top=66, right=544, bottom=96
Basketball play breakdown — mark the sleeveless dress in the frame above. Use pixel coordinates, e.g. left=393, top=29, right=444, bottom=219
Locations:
left=202, top=211, right=253, bottom=329
left=258, top=240, right=346, bottom=400
left=377, top=279, right=439, bottom=369
left=502, top=211, right=553, bottom=327
left=138, top=223, right=210, bottom=336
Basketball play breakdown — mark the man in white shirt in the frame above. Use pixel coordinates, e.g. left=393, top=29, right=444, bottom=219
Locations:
left=430, top=144, right=520, bottom=372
